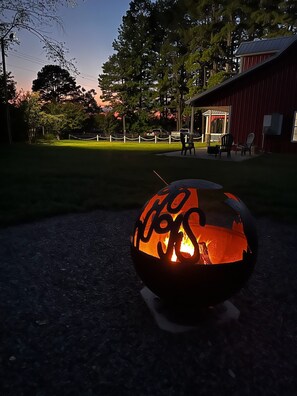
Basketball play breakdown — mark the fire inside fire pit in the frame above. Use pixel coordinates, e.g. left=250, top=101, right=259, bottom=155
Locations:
left=131, top=179, right=257, bottom=307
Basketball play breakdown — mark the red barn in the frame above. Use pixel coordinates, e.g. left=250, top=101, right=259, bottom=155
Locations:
left=187, top=36, right=297, bottom=153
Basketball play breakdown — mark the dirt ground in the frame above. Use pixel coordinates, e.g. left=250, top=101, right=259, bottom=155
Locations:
left=0, top=209, right=296, bottom=396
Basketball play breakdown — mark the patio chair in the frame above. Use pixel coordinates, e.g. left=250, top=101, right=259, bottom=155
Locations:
left=184, top=134, right=195, bottom=155
left=219, top=133, right=234, bottom=158
left=181, top=134, right=195, bottom=155
left=238, top=132, right=255, bottom=155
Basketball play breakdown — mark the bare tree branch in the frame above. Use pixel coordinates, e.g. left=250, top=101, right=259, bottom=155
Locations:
left=0, top=0, right=80, bottom=73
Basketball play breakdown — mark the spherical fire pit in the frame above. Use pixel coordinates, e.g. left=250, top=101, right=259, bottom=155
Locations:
left=131, top=179, right=257, bottom=308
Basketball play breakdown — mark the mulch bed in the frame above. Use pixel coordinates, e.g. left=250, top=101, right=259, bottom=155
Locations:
left=0, top=210, right=296, bottom=396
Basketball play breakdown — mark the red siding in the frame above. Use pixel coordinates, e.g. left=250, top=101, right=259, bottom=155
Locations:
left=196, top=42, right=297, bottom=153
left=241, top=54, right=273, bottom=72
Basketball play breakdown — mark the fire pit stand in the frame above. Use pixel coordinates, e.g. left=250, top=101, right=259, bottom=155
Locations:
left=140, top=286, right=240, bottom=333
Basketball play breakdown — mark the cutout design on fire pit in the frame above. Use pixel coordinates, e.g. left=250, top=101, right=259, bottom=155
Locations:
left=132, top=181, right=249, bottom=266
left=131, top=179, right=258, bottom=307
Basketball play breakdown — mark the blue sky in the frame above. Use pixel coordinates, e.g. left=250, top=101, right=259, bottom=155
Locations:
left=6, top=0, right=132, bottom=103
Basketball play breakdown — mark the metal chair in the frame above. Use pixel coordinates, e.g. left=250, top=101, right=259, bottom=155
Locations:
left=219, top=133, right=234, bottom=158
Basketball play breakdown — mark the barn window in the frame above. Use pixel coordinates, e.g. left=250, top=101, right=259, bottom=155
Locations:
left=291, top=112, right=297, bottom=142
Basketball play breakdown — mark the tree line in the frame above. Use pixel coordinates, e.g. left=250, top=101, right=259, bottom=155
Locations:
left=0, top=64, right=109, bottom=143
left=0, top=0, right=121, bottom=143
left=1, top=0, right=296, bottom=142
left=98, top=0, right=297, bottom=133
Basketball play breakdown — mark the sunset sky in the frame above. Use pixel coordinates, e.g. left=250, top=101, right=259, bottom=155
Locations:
left=6, top=0, right=132, bottom=104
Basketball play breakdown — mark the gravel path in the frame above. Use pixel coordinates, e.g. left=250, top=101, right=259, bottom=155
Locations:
left=0, top=210, right=296, bottom=396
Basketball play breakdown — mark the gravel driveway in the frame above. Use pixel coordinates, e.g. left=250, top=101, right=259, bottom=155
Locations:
left=0, top=210, right=296, bottom=396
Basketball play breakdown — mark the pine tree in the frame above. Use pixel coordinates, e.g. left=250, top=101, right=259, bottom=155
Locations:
left=32, top=65, right=79, bottom=103
left=99, top=0, right=156, bottom=132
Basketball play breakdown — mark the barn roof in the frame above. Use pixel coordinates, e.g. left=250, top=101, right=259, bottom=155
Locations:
left=186, top=35, right=297, bottom=107
left=235, top=35, right=297, bottom=56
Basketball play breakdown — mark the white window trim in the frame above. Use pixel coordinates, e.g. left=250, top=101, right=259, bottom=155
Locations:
left=291, top=111, right=297, bottom=143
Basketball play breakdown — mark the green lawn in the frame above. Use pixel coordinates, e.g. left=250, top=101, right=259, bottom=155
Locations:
left=1, top=140, right=297, bottom=226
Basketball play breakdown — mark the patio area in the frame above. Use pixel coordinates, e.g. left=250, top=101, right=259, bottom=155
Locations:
left=158, top=147, right=260, bottom=161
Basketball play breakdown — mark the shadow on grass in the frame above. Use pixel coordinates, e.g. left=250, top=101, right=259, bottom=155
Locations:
left=1, top=142, right=297, bottom=226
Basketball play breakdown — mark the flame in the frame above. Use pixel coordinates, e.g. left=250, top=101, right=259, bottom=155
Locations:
left=159, top=223, right=248, bottom=265
left=164, top=230, right=196, bottom=262
left=179, top=233, right=196, bottom=260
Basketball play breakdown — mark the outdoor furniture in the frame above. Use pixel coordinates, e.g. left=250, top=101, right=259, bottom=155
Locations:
left=238, top=132, right=255, bottom=155
left=181, top=134, right=195, bottom=155
left=219, top=133, right=234, bottom=158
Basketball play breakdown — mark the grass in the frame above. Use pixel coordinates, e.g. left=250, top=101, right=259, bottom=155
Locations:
left=1, top=140, right=297, bottom=227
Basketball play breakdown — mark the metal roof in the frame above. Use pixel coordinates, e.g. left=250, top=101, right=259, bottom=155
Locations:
left=235, top=35, right=297, bottom=56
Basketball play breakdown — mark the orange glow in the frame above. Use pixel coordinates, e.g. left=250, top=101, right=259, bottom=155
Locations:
left=224, top=192, right=240, bottom=202
left=164, top=228, right=196, bottom=262
left=133, top=187, right=249, bottom=265
left=137, top=224, right=248, bottom=265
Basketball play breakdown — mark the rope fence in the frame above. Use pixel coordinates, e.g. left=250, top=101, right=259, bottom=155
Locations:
left=68, top=134, right=202, bottom=144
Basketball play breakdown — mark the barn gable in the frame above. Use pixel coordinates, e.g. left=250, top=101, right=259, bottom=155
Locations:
left=235, top=36, right=297, bottom=72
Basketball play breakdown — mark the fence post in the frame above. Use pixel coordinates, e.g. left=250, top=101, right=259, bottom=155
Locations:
left=124, top=135, right=126, bottom=143
left=139, top=135, right=141, bottom=143
left=155, top=135, right=157, bottom=144
left=69, top=134, right=70, bottom=140
left=110, top=135, right=112, bottom=142
left=169, top=135, right=171, bottom=144
left=97, top=135, right=99, bottom=142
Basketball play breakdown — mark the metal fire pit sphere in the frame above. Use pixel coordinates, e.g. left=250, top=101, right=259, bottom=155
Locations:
left=130, top=179, right=258, bottom=307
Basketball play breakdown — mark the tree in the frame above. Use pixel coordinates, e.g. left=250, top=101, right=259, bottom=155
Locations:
left=101, top=112, right=122, bottom=135
left=74, top=87, right=100, bottom=114
left=16, top=90, right=89, bottom=139
left=32, top=65, right=79, bottom=103
left=99, top=0, right=157, bottom=133
left=99, top=0, right=297, bottom=133
left=98, top=54, right=122, bottom=108
left=0, top=69, right=16, bottom=103
left=148, top=0, right=188, bottom=129
left=42, top=102, right=88, bottom=136
left=1, top=1, right=80, bottom=143
left=40, top=112, right=65, bottom=138
left=0, top=0, right=78, bottom=71
left=248, top=0, right=297, bottom=37
left=154, top=0, right=193, bottom=130
left=20, top=91, right=42, bottom=142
